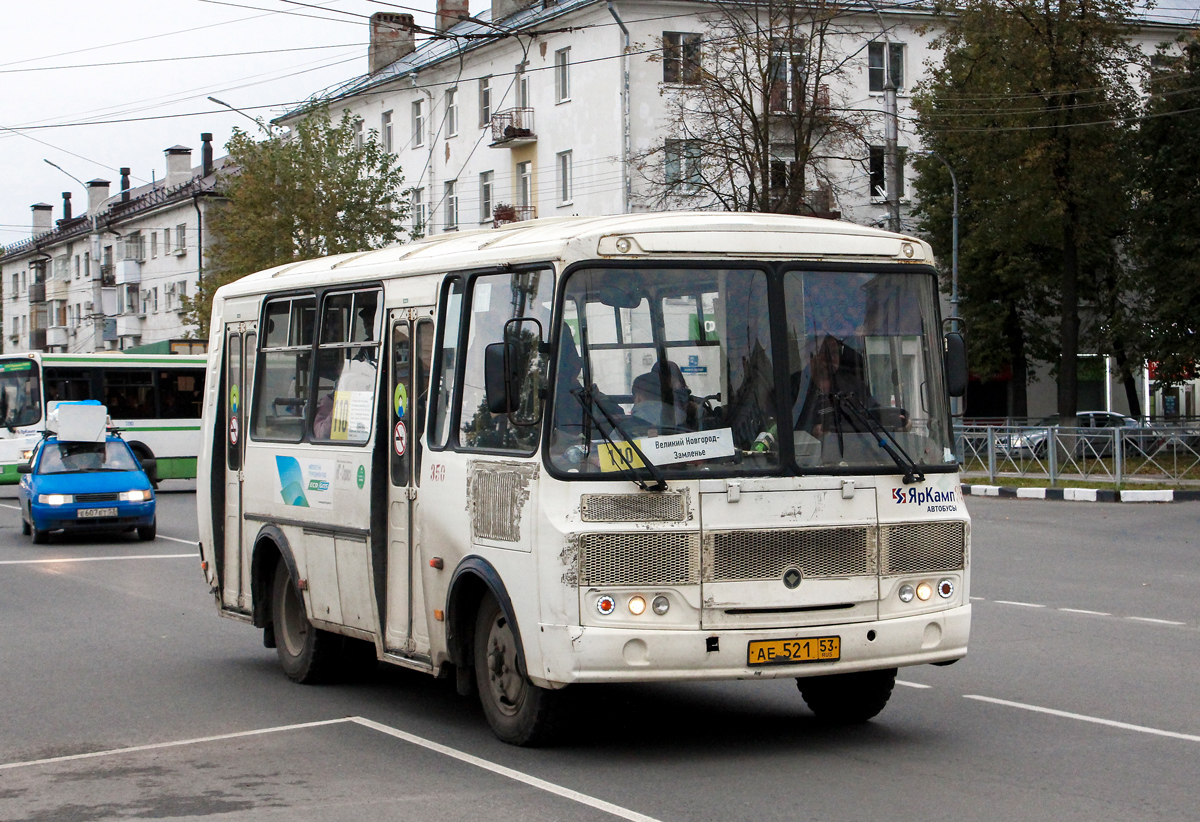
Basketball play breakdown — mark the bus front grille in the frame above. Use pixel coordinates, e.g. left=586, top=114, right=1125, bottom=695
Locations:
left=703, top=527, right=876, bottom=582
left=580, top=493, right=687, bottom=523
left=579, top=532, right=700, bottom=586
left=880, top=522, right=966, bottom=574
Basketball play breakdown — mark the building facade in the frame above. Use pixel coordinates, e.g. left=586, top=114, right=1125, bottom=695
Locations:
left=0, top=138, right=224, bottom=354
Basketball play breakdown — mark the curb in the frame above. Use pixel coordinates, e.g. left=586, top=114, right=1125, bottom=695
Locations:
left=962, top=484, right=1200, bottom=503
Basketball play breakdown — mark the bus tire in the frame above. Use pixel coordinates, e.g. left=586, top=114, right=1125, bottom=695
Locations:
left=271, top=557, right=338, bottom=684
left=796, top=668, right=897, bottom=724
left=473, top=593, right=560, bottom=746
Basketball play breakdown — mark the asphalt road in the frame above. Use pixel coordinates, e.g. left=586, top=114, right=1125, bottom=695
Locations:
left=1, top=490, right=1197, bottom=822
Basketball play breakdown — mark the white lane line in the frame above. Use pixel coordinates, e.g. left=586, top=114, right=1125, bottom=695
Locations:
left=0, top=503, right=20, bottom=510
left=1127, top=616, right=1187, bottom=626
left=895, top=680, right=931, bottom=689
left=964, top=695, right=1200, bottom=743
left=993, top=600, right=1046, bottom=608
left=155, top=535, right=198, bottom=547
left=0, top=718, right=351, bottom=771
left=351, top=717, right=662, bottom=822
left=969, top=596, right=985, bottom=601
left=0, top=554, right=194, bottom=565
left=1059, top=608, right=1112, bottom=616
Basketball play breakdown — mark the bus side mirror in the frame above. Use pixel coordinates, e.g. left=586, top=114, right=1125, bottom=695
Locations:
left=484, top=342, right=516, bottom=414
left=944, top=331, right=968, bottom=398
left=484, top=318, right=546, bottom=425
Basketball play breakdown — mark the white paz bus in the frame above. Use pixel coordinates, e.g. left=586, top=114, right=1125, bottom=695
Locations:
left=197, top=213, right=971, bottom=745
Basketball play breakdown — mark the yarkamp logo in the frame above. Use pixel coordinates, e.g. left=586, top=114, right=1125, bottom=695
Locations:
left=893, top=488, right=957, bottom=505
left=307, top=479, right=330, bottom=492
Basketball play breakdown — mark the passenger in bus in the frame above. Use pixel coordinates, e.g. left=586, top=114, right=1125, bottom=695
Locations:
left=629, top=361, right=696, bottom=433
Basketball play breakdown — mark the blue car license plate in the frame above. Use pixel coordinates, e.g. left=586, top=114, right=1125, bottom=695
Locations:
left=77, top=508, right=118, bottom=518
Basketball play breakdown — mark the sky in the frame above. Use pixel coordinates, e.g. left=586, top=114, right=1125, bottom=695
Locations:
left=2, top=0, right=1197, bottom=247
left=0, top=0, right=440, bottom=247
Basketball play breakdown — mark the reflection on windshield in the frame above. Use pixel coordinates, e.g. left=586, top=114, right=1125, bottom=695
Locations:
left=550, top=268, right=777, bottom=476
left=548, top=267, right=954, bottom=479
left=0, top=361, right=42, bottom=427
left=37, top=441, right=140, bottom=474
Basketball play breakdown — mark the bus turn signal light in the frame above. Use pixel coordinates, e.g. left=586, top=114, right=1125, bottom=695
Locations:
left=429, top=557, right=444, bottom=570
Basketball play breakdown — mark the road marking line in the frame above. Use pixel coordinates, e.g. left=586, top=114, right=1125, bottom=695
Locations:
left=155, top=535, right=198, bottom=546
left=1059, top=608, right=1112, bottom=616
left=969, top=596, right=985, bottom=601
left=895, top=680, right=931, bottom=689
left=964, top=695, right=1200, bottom=743
left=351, top=717, right=662, bottom=822
left=0, top=553, right=194, bottom=565
left=0, top=718, right=351, bottom=771
left=0, top=503, right=20, bottom=510
left=993, top=600, right=1046, bottom=608
left=1127, top=617, right=1187, bottom=626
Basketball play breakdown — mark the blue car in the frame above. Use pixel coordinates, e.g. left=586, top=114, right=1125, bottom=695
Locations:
left=18, top=434, right=156, bottom=544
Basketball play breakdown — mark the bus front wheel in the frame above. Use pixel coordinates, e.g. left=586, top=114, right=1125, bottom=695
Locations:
left=271, top=558, right=339, bottom=684
left=473, top=594, right=561, bottom=746
left=796, top=668, right=897, bottom=724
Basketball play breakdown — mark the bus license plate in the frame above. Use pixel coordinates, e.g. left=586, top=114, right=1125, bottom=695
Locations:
left=747, top=636, right=840, bottom=666
left=77, top=508, right=118, bottom=518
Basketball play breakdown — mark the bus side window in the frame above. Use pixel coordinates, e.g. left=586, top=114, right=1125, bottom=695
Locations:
left=415, top=318, right=433, bottom=482
left=430, top=277, right=463, bottom=449
left=253, top=296, right=315, bottom=442
left=311, top=288, right=381, bottom=444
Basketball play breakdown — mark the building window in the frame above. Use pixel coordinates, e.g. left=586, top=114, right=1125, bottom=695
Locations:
left=412, top=187, right=426, bottom=235
left=150, top=232, right=158, bottom=258
left=663, top=32, right=702, bottom=85
left=83, top=252, right=89, bottom=280
left=11, top=274, right=16, bottom=298
left=479, top=76, right=492, bottom=126
left=868, top=145, right=906, bottom=199
left=74, top=255, right=81, bottom=279
left=479, top=171, right=494, bottom=223
left=665, top=139, right=702, bottom=191
left=444, top=180, right=458, bottom=230
left=555, top=48, right=570, bottom=103
left=768, top=40, right=806, bottom=113
left=446, top=88, right=459, bottom=137
left=354, top=118, right=364, bottom=147
left=516, top=66, right=529, bottom=108
left=382, top=110, right=393, bottom=152
left=412, top=99, right=425, bottom=147
left=557, top=151, right=572, bottom=204
left=868, top=42, right=905, bottom=92
left=176, top=224, right=187, bottom=254
left=517, top=162, right=532, bottom=208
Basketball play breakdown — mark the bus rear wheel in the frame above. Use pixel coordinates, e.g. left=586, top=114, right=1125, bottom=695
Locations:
left=271, top=557, right=339, bottom=684
left=796, top=668, right=897, bottom=724
left=473, top=594, right=561, bottom=746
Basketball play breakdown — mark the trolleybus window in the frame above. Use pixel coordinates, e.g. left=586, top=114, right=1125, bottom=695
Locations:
left=253, top=296, right=315, bottom=442
left=311, top=288, right=381, bottom=443
left=0, top=360, right=41, bottom=427
left=460, top=269, right=552, bottom=452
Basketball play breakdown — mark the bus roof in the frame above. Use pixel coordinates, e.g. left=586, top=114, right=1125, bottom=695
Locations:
left=0, top=352, right=207, bottom=367
left=213, top=212, right=936, bottom=301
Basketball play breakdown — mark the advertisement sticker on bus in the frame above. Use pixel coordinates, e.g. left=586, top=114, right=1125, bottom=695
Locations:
left=274, top=455, right=334, bottom=508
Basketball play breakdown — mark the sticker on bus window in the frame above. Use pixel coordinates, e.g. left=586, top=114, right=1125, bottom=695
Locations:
left=394, top=383, right=408, bottom=418
left=331, top=390, right=374, bottom=441
left=599, top=428, right=736, bottom=471
left=230, top=384, right=239, bottom=414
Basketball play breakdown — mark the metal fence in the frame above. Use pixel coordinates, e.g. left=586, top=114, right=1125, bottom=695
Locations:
left=955, top=424, right=1200, bottom=485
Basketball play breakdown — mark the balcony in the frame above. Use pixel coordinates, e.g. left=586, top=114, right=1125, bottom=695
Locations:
left=490, top=108, right=536, bottom=147
left=492, top=204, right=536, bottom=226
left=115, top=260, right=141, bottom=285
left=116, top=315, right=143, bottom=338
left=28, top=282, right=46, bottom=304
left=100, top=263, right=116, bottom=287
left=46, top=326, right=68, bottom=348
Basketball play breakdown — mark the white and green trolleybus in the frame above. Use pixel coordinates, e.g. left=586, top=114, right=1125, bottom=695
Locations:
left=197, top=213, right=972, bottom=745
left=0, top=352, right=207, bottom=484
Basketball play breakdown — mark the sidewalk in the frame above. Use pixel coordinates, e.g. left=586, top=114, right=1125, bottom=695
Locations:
left=962, top=483, right=1200, bottom=503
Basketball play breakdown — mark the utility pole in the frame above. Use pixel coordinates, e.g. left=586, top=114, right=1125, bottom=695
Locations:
left=884, top=76, right=901, bottom=233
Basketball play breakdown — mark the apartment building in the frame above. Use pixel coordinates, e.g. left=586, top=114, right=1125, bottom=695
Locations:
left=1, top=138, right=224, bottom=354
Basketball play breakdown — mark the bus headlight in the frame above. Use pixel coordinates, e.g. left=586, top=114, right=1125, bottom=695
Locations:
left=628, top=595, right=647, bottom=616
left=120, top=490, right=152, bottom=502
left=916, top=582, right=934, bottom=601
left=38, top=494, right=73, bottom=505
left=652, top=595, right=670, bottom=615
left=898, top=584, right=915, bottom=603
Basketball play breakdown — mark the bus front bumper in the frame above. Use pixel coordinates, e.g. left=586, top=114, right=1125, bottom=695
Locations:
left=535, top=604, right=970, bottom=687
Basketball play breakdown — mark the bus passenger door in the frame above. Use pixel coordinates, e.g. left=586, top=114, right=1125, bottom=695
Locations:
left=222, top=326, right=255, bottom=612
left=384, top=315, right=415, bottom=652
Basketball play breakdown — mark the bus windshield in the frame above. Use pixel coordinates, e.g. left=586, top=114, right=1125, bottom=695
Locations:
left=548, top=266, right=955, bottom=478
left=0, top=361, right=42, bottom=428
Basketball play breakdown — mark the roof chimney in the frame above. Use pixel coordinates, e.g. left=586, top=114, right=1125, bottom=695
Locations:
left=120, top=168, right=131, bottom=202
left=492, top=0, right=535, bottom=22
left=32, top=203, right=53, bottom=236
left=60, top=192, right=72, bottom=223
left=87, top=179, right=111, bottom=216
left=370, top=12, right=416, bottom=74
left=164, top=145, right=193, bottom=188
left=201, top=133, right=214, bottom=178
left=436, top=0, right=469, bottom=33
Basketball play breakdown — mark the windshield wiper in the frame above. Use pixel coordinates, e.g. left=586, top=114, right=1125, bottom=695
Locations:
left=571, top=384, right=668, bottom=492
left=833, top=392, right=925, bottom=485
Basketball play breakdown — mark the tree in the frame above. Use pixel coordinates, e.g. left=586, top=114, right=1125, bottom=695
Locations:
left=912, top=0, right=1142, bottom=420
left=638, top=0, right=874, bottom=216
left=185, top=109, right=409, bottom=337
left=1131, top=33, right=1200, bottom=394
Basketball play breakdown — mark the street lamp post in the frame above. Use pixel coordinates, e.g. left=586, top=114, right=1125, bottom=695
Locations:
left=208, top=96, right=273, bottom=135
left=917, top=150, right=959, bottom=329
